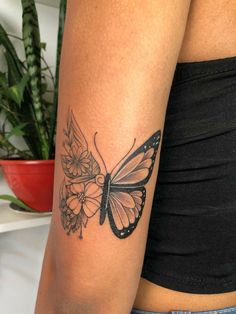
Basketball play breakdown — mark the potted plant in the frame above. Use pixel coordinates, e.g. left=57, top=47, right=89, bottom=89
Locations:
left=0, top=0, right=67, bottom=212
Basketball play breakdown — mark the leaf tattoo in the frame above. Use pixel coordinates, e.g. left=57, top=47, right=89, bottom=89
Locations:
left=59, top=110, right=161, bottom=239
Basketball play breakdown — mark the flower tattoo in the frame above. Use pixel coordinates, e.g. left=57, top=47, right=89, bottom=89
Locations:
left=63, top=147, right=91, bottom=177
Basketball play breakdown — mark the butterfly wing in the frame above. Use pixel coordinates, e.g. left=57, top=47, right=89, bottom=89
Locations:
left=106, top=130, right=161, bottom=238
left=111, top=130, right=161, bottom=187
left=107, top=187, right=146, bottom=238
left=61, top=110, right=101, bottom=180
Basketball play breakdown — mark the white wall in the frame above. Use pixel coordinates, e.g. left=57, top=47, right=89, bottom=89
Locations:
left=0, top=2, right=58, bottom=313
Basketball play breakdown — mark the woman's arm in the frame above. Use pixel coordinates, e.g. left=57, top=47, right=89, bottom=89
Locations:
left=35, top=1, right=191, bottom=313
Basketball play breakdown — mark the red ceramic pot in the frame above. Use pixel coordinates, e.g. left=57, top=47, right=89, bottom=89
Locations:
left=0, top=160, right=54, bottom=212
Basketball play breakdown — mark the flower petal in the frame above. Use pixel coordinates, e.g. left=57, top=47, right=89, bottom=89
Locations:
left=81, top=164, right=90, bottom=173
left=80, top=150, right=89, bottom=159
left=85, top=182, right=103, bottom=198
left=81, top=161, right=90, bottom=168
left=71, top=183, right=85, bottom=194
left=66, top=196, right=82, bottom=214
left=83, top=197, right=100, bottom=217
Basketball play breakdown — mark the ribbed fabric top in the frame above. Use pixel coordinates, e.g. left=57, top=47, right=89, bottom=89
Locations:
left=141, top=56, right=236, bottom=294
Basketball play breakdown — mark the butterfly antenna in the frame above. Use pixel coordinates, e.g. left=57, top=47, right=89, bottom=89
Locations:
left=110, top=138, right=136, bottom=175
left=94, top=132, right=108, bottom=173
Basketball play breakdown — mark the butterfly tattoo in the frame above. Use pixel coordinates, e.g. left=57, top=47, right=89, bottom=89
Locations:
left=59, top=110, right=161, bottom=239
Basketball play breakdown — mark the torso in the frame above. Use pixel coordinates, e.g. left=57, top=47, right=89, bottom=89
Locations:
left=134, top=0, right=236, bottom=311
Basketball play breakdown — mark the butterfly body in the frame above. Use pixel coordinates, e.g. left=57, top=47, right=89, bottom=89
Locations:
left=100, top=173, right=111, bottom=225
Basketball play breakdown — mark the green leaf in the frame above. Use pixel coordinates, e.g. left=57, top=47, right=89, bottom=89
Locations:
left=0, top=194, right=36, bottom=212
left=3, top=74, right=29, bottom=106
left=5, top=123, right=27, bottom=140
left=40, top=82, right=48, bottom=94
left=5, top=51, right=23, bottom=86
left=0, top=71, right=7, bottom=87
left=0, top=24, right=21, bottom=64
left=40, top=42, right=46, bottom=50
left=0, top=24, right=24, bottom=84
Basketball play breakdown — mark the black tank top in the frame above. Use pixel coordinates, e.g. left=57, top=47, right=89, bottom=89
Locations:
left=141, top=56, right=236, bottom=293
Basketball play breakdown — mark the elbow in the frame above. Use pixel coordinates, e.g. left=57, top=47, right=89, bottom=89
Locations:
left=37, top=285, right=104, bottom=314
left=52, top=294, right=115, bottom=314
left=50, top=297, right=102, bottom=314
left=43, top=276, right=117, bottom=314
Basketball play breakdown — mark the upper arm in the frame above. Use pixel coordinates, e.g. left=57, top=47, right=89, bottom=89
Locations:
left=36, top=1, right=191, bottom=313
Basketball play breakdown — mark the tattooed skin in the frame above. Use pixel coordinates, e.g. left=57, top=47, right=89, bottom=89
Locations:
left=59, top=110, right=161, bottom=239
